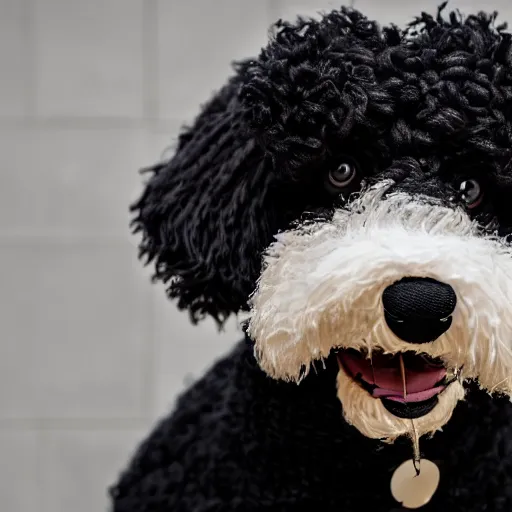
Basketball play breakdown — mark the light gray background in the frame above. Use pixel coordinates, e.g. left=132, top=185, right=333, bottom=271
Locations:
left=1, top=1, right=510, bottom=511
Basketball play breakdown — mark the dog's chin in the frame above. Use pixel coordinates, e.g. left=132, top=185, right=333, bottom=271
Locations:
left=335, top=349, right=466, bottom=442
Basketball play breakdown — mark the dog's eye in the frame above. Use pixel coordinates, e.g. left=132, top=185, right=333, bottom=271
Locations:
left=328, top=162, right=357, bottom=189
left=459, top=179, right=483, bottom=209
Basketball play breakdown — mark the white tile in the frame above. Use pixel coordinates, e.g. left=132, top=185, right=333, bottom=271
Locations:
left=0, top=0, right=31, bottom=116
left=271, top=0, right=343, bottom=23
left=0, top=126, right=149, bottom=238
left=274, top=1, right=509, bottom=28
left=34, top=0, right=144, bottom=118
left=452, top=0, right=512, bottom=19
left=0, top=431, right=39, bottom=512
left=152, top=285, right=240, bottom=418
left=354, top=0, right=437, bottom=27
left=40, top=429, right=144, bottom=512
left=354, top=0, right=487, bottom=28
left=157, top=0, right=270, bottom=121
left=0, top=242, right=150, bottom=419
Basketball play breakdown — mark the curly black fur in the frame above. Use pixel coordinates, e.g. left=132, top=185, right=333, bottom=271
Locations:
left=132, top=5, right=512, bottom=325
left=111, top=340, right=512, bottom=511
left=120, top=4, right=512, bottom=511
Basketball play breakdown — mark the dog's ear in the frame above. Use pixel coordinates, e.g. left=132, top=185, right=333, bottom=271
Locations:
left=239, top=7, right=390, bottom=178
left=132, top=63, right=288, bottom=326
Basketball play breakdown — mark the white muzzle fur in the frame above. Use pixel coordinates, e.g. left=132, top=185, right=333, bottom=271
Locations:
left=248, top=180, right=512, bottom=441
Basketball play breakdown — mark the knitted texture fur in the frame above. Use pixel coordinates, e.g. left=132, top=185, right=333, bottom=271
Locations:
left=111, top=340, right=512, bottom=511
left=114, top=4, right=512, bottom=510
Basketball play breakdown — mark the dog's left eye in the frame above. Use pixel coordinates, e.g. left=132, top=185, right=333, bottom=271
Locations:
left=459, top=179, right=484, bottom=209
left=327, top=162, right=358, bottom=190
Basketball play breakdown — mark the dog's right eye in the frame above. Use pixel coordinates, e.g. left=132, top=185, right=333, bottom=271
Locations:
left=327, top=161, right=358, bottom=190
left=459, top=179, right=484, bottom=210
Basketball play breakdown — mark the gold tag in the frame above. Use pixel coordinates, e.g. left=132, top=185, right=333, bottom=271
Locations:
left=390, top=458, right=440, bottom=509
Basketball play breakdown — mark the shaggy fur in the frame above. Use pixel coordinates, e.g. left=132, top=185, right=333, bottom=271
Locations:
left=249, top=183, right=512, bottom=440
left=113, top=4, right=512, bottom=511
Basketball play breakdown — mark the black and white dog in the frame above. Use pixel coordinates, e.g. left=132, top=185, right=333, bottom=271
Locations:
left=112, top=6, right=512, bottom=511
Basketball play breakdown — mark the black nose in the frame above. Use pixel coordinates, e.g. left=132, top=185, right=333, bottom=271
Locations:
left=382, top=277, right=457, bottom=344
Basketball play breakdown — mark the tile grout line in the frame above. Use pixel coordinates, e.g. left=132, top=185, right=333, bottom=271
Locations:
left=0, top=418, right=150, bottom=431
left=0, top=234, right=137, bottom=246
left=142, top=0, right=160, bottom=125
left=0, top=115, right=183, bottom=130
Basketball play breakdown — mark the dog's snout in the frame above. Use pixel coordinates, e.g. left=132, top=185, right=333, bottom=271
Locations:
left=382, top=277, right=457, bottom=344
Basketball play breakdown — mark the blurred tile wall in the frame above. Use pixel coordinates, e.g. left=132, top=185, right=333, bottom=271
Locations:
left=1, top=1, right=510, bottom=510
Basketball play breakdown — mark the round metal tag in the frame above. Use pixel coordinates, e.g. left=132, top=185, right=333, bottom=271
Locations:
left=390, top=458, right=440, bottom=509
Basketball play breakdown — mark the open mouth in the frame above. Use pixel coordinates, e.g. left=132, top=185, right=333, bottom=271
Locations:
left=337, top=349, right=451, bottom=419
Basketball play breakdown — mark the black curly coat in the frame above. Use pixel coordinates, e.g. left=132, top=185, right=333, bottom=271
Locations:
left=111, top=5, right=512, bottom=511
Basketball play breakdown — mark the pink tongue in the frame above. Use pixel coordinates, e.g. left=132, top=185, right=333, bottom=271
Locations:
left=341, top=351, right=446, bottom=403
left=372, top=385, right=445, bottom=403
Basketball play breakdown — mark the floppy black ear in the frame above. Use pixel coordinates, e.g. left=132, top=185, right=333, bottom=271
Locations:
left=131, top=63, right=278, bottom=325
